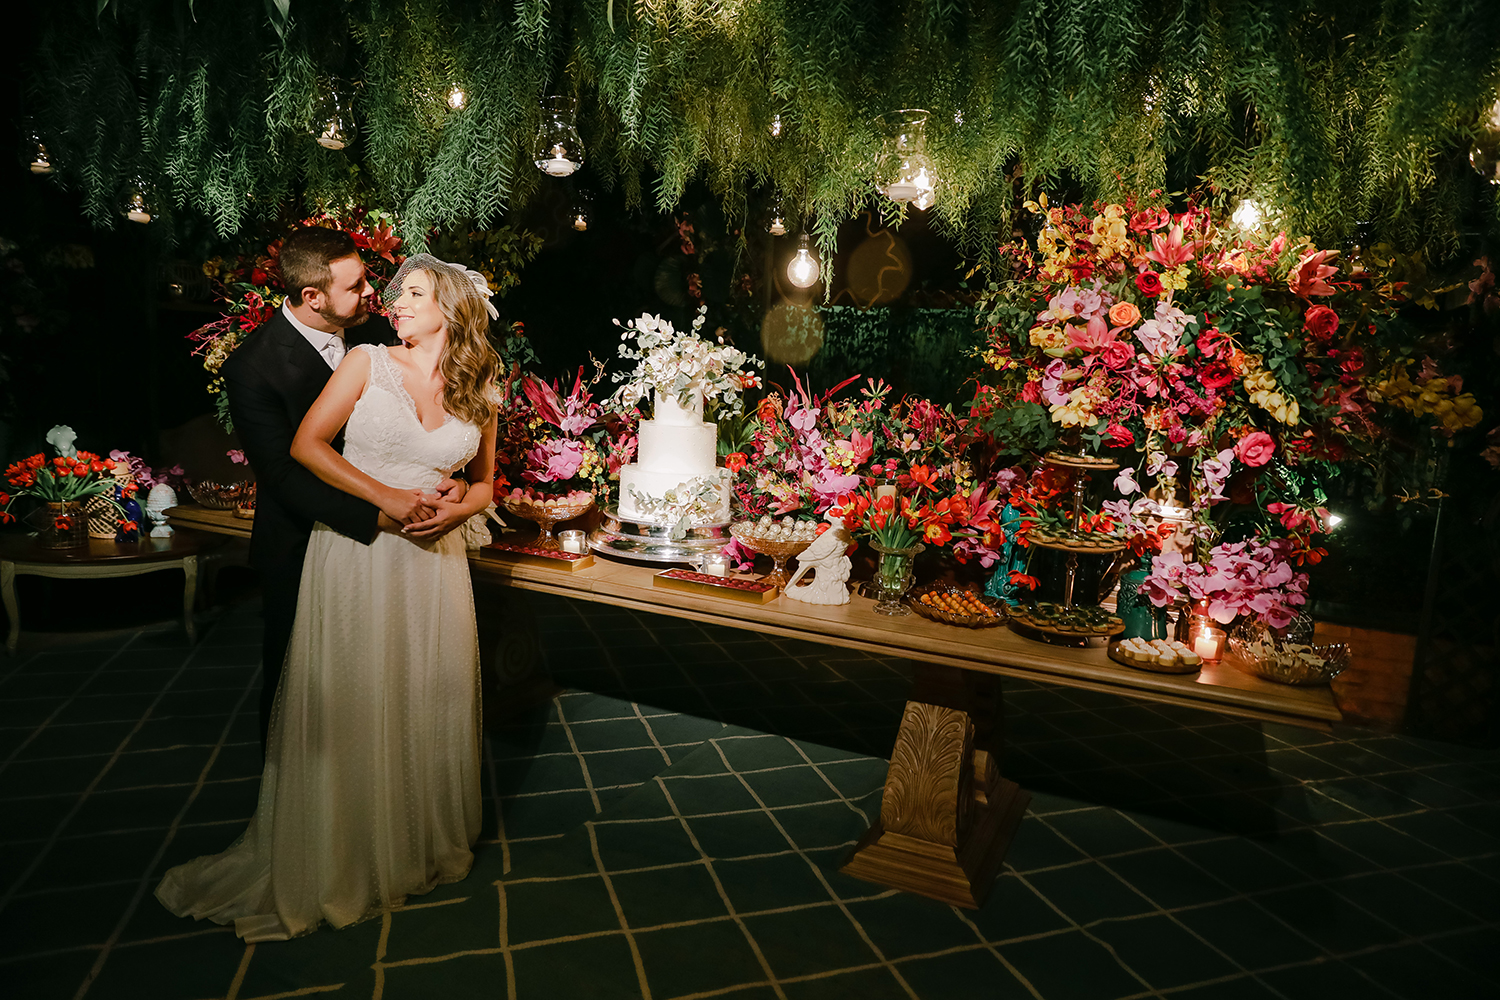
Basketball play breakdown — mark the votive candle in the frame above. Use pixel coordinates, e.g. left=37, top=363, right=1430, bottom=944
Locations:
left=558, top=530, right=588, bottom=554
left=699, top=553, right=729, bottom=577
left=1193, top=627, right=1226, bottom=663
left=874, top=484, right=898, bottom=503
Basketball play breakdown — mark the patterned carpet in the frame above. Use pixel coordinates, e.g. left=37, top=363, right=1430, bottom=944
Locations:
left=1, top=587, right=1497, bottom=999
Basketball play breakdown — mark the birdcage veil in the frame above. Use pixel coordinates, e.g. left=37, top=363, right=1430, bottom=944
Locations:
left=382, top=253, right=499, bottom=321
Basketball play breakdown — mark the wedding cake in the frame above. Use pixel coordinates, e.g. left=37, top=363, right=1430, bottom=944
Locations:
left=617, top=390, right=730, bottom=525
left=608, top=308, right=763, bottom=534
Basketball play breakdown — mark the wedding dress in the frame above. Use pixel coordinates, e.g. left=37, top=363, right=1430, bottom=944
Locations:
left=156, top=344, right=484, bottom=941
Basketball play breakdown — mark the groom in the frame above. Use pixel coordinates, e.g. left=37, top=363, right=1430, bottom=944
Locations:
left=223, top=227, right=460, bottom=753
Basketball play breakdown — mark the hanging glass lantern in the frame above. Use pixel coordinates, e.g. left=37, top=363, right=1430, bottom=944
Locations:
left=1471, top=97, right=1500, bottom=185
left=878, top=109, right=936, bottom=208
left=27, top=133, right=53, bottom=174
left=768, top=193, right=788, bottom=236
left=770, top=113, right=783, bottom=138
left=570, top=189, right=592, bottom=231
left=312, top=78, right=354, bottom=150
left=534, top=96, right=584, bottom=177
left=786, top=235, right=820, bottom=288
left=123, top=183, right=152, bottom=224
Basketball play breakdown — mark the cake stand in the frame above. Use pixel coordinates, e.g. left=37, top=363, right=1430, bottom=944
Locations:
left=589, top=507, right=734, bottom=563
left=727, top=522, right=815, bottom=593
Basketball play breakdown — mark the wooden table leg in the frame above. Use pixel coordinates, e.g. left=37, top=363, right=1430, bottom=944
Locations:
left=841, top=664, right=1031, bottom=909
left=181, top=556, right=198, bottom=644
left=2, top=560, right=17, bottom=655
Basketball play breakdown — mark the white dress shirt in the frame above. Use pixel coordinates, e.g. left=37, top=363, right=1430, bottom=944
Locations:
left=282, top=301, right=346, bottom=369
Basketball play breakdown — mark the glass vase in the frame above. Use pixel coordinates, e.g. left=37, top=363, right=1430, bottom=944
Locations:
left=869, top=541, right=923, bottom=616
left=34, top=501, right=89, bottom=549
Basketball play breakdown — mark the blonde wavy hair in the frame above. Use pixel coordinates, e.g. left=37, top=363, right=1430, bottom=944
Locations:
left=412, top=264, right=502, bottom=428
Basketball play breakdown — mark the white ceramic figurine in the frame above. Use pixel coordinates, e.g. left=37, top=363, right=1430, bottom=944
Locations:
left=783, top=517, right=854, bottom=605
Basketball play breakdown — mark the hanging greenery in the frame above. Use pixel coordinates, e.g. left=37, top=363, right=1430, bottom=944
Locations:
left=26, top=0, right=1500, bottom=272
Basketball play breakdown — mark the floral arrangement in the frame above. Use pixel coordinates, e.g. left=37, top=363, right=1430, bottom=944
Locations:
left=2, top=451, right=130, bottom=530
left=494, top=365, right=637, bottom=500
left=187, top=208, right=405, bottom=429
left=611, top=307, right=764, bottom=416
left=108, top=450, right=188, bottom=492
left=968, top=194, right=1486, bottom=625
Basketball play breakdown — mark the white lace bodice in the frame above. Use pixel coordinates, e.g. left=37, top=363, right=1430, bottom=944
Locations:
left=342, top=344, right=482, bottom=491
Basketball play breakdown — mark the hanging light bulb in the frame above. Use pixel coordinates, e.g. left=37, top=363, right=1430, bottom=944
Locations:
left=123, top=183, right=152, bottom=224
left=27, top=135, right=53, bottom=174
left=786, top=235, right=820, bottom=288
left=534, top=96, right=584, bottom=177
left=1231, top=198, right=1264, bottom=230
left=446, top=86, right=467, bottom=111
left=311, top=78, right=354, bottom=150
left=1470, top=97, right=1500, bottom=185
left=878, top=109, right=937, bottom=208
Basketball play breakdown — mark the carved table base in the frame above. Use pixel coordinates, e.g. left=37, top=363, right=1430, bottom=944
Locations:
left=841, top=664, right=1030, bottom=908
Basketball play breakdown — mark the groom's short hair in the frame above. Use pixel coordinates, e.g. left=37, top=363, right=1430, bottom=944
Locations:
left=280, top=227, right=359, bottom=305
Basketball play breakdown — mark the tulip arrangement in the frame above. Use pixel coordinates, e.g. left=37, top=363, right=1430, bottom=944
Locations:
left=2, top=452, right=130, bottom=529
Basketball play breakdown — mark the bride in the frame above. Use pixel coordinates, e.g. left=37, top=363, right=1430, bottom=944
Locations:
left=156, top=254, right=500, bottom=941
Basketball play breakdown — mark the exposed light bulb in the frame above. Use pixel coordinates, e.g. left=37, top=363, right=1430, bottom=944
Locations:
left=29, top=142, right=53, bottom=174
left=1232, top=199, right=1264, bottom=230
left=447, top=87, right=467, bottom=110
left=786, top=236, right=820, bottom=288
left=1327, top=512, right=1344, bottom=529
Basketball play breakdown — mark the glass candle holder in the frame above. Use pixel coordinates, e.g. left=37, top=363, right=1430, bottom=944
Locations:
left=697, top=552, right=729, bottom=577
left=558, top=529, right=588, bottom=554
left=1193, top=627, right=1227, bottom=663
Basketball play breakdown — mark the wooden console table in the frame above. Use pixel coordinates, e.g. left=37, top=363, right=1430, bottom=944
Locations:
left=166, top=504, right=1340, bottom=908
left=1, top=530, right=229, bottom=653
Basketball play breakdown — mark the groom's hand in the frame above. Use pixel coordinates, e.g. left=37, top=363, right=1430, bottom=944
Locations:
left=402, top=501, right=470, bottom=541
left=434, top=477, right=468, bottom=504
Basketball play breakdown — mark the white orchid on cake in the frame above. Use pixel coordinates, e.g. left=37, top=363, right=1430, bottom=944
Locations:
left=611, top=306, right=764, bottom=416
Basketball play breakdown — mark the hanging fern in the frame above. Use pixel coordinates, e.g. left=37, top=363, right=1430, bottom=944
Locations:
left=27, top=0, right=1500, bottom=269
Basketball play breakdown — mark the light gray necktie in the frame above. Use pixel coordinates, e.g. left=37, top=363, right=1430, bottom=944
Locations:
left=320, top=335, right=345, bottom=369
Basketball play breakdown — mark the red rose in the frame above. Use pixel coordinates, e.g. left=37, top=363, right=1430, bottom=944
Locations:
left=1198, top=362, right=1235, bottom=390
left=1303, top=305, right=1340, bottom=341
left=1340, top=348, right=1366, bottom=375
left=1235, top=431, right=1276, bottom=467
left=1135, top=271, right=1164, bottom=297
left=1104, top=422, right=1135, bottom=447
left=1100, top=341, right=1135, bottom=370
left=1020, top=379, right=1043, bottom=404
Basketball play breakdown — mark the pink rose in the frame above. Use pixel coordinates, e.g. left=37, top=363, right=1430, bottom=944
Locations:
left=1303, top=305, right=1339, bottom=341
left=1236, top=431, right=1276, bottom=467
left=1100, top=341, right=1135, bottom=370
left=1104, top=422, right=1135, bottom=447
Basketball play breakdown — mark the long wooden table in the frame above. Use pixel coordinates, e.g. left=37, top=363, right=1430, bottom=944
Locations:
left=168, top=504, right=1340, bottom=907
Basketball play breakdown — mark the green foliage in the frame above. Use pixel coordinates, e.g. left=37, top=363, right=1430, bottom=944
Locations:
left=28, top=0, right=1500, bottom=268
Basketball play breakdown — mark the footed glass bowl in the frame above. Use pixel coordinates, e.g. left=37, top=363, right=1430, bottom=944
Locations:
left=187, top=480, right=252, bottom=510
left=499, top=494, right=596, bottom=549
left=728, top=521, right=817, bottom=592
left=1228, top=618, right=1349, bottom=686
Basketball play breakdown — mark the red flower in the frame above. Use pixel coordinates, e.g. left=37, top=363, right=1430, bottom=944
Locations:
left=1235, top=431, right=1276, bottom=467
left=1008, top=570, right=1040, bottom=591
left=1100, top=341, right=1135, bottom=370
left=923, top=522, right=952, bottom=545
left=1129, top=208, right=1170, bottom=233
left=1020, top=379, right=1043, bottom=404
left=1303, top=305, right=1340, bottom=341
left=118, top=520, right=139, bottom=532
left=908, top=465, right=939, bottom=493
left=1135, top=271, right=1164, bottom=297
left=1104, top=422, right=1135, bottom=447
left=1198, top=362, right=1235, bottom=391
left=54, top=515, right=74, bottom=531
left=1289, top=249, right=1339, bottom=299
left=724, top=452, right=747, bottom=474
left=1196, top=328, right=1232, bottom=360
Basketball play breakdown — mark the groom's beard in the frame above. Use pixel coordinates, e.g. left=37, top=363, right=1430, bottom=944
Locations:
left=317, top=299, right=371, bottom=329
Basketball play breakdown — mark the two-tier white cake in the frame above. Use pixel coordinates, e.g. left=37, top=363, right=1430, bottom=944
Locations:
left=617, top=390, right=730, bottom=525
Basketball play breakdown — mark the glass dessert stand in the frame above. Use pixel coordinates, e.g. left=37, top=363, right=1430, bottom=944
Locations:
left=727, top=522, right=816, bottom=593
left=498, top=495, right=596, bottom=550
left=589, top=507, right=734, bottom=563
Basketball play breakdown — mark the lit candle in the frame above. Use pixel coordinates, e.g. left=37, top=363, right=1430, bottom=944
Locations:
left=874, top=484, right=898, bottom=503
left=559, top=530, right=588, bottom=554
left=1193, top=628, right=1226, bottom=663
left=699, top=553, right=729, bottom=577
left=541, top=145, right=578, bottom=177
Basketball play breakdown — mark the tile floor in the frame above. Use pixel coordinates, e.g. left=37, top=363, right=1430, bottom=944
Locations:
left=0, top=589, right=1496, bottom=999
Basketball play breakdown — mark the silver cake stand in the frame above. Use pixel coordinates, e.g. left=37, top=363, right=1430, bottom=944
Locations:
left=589, top=507, right=734, bottom=563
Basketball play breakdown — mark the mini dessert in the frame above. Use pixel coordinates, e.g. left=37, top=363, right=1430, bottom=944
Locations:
left=1114, top=637, right=1202, bottom=670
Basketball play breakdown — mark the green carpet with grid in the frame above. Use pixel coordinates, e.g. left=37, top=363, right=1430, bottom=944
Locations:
left=1, top=589, right=1497, bottom=1000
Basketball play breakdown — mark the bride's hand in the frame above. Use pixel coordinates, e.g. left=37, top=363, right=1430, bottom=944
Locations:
left=402, top=500, right=471, bottom=541
left=380, top=488, right=436, bottom=525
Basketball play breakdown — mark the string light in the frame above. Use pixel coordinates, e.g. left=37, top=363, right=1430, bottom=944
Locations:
left=786, top=234, right=820, bottom=288
left=446, top=86, right=467, bottom=110
left=768, top=191, right=787, bottom=236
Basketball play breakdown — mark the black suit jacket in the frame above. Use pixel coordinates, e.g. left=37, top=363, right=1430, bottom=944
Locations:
left=222, top=309, right=400, bottom=572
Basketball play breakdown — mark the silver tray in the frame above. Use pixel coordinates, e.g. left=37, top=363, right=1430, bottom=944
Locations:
left=589, top=507, right=734, bottom=564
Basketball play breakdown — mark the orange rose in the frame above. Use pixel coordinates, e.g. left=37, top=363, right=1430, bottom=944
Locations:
left=1108, top=301, right=1141, bottom=327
